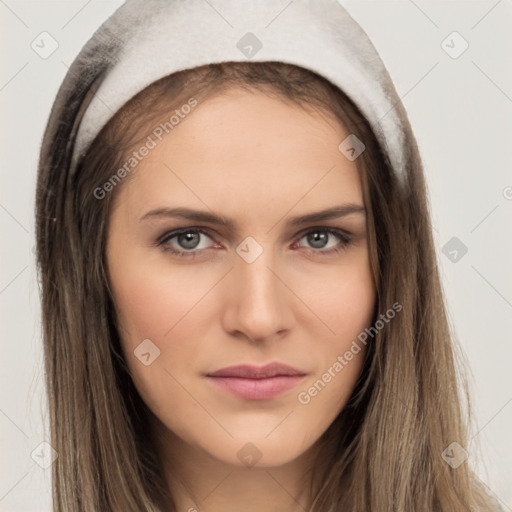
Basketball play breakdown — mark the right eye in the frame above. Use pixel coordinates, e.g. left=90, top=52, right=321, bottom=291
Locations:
left=158, top=228, right=219, bottom=257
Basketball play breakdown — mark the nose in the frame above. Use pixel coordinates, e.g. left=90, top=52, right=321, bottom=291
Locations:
left=221, top=248, right=292, bottom=343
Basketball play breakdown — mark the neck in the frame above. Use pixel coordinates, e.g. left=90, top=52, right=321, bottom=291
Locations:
left=150, top=416, right=319, bottom=512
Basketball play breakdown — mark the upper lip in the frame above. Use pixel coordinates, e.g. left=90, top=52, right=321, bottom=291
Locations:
left=206, top=362, right=306, bottom=379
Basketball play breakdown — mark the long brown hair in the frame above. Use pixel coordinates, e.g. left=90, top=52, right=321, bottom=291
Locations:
left=35, top=61, right=499, bottom=511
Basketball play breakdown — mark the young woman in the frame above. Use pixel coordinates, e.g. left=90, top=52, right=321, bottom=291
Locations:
left=35, top=0, right=501, bottom=510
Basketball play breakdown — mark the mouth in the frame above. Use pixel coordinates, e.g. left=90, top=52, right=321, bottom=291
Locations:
left=205, top=362, right=307, bottom=400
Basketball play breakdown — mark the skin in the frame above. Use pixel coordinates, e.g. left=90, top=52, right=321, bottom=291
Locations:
left=106, top=87, right=376, bottom=511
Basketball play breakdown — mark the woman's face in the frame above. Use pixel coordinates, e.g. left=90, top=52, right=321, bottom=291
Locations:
left=106, top=88, right=376, bottom=468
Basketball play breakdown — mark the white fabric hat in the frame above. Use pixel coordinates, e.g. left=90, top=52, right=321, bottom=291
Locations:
left=57, top=0, right=419, bottom=193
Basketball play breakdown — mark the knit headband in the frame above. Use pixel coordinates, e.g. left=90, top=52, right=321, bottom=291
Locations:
left=68, top=0, right=416, bottom=190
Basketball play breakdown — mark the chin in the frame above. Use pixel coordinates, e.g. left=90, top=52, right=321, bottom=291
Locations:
left=197, top=433, right=315, bottom=470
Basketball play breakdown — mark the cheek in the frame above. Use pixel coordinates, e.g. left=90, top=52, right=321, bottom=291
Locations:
left=109, top=252, right=213, bottom=343
left=108, top=261, right=208, bottom=422
left=107, top=248, right=225, bottom=397
left=294, top=255, right=375, bottom=409
left=305, top=253, right=376, bottom=342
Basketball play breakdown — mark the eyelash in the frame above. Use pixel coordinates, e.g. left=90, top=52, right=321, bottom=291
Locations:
left=156, top=227, right=353, bottom=258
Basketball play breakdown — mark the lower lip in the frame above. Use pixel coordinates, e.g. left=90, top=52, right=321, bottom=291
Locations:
left=206, top=375, right=306, bottom=400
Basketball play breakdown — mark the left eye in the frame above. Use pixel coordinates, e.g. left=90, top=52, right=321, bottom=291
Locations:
left=296, top=229, right=349, bottom=251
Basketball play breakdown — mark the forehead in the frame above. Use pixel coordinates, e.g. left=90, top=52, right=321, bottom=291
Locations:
left=166, top=87, right=348, bottom=162
left=114, top=88, right=364, bottom=218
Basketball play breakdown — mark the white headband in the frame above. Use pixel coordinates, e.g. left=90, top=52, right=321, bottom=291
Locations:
left=71, top=0, right=411, bottom=188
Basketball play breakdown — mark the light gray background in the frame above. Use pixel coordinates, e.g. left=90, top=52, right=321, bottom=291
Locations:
left=1, top=1, right=511, bottom=511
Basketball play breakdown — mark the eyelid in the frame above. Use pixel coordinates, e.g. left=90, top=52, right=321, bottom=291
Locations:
left=157, top=226, right=215, bottom=245
left=295, top=225, right=351, bottom=242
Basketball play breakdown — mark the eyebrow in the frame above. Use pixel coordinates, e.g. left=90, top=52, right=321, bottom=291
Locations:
left=139, top=204, right=366, bottom=231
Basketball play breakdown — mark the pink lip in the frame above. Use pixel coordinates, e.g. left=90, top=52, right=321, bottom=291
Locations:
left=206, top=363, right=307, bottom=400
